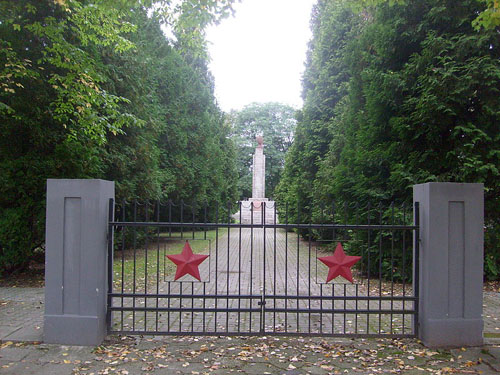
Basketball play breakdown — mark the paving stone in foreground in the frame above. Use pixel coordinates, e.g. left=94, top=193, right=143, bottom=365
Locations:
left=0, top=288, right=44, bottom=342
left=1, top=336, right=500, bottom=374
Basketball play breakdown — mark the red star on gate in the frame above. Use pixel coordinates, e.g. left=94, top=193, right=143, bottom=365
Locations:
left=318, top=242, right=361, bottom=283
left=167, top=241, right=209, bottom=281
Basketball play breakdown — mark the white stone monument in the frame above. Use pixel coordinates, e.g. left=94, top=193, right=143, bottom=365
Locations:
left=239, top=136, right=276, bottom=225
left=252, top=135, right=265, bottom=199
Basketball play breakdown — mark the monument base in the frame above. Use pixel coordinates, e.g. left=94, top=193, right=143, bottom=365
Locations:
left=236, top=199, right=277, bottom=225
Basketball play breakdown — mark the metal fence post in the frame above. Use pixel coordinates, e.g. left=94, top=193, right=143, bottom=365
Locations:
left=106, top=198, right=115, bottom=331
left=413, top=182, right=483, bottom=347
left=413, top=202, right=420, bottom=338
left=44, top=179, right=115, bottom=346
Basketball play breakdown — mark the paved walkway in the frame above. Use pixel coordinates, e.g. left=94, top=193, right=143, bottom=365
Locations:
left=0, top=311, right=499, bottom=375
left=0, top=288, right=43, bottom=342
left=1, top=286, right=498, bottom=344
left=0, top=287, right=499, bottom=374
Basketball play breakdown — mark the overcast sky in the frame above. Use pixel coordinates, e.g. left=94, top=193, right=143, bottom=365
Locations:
left=206, top=0, right=316, bottom=112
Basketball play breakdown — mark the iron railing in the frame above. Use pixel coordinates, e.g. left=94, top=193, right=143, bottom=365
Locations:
left=107, top=200, right=419, bottom=337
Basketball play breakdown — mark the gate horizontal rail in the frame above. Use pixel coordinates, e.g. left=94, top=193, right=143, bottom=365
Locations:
left=109, top=306, right=415, bottom=314
left=110, top=307, right=261, bottom=313
left=109, top=292, right=417, bottom=302
left=110, top=221, right=417, bottom=230
left=107, top=330, right=413, bottom=339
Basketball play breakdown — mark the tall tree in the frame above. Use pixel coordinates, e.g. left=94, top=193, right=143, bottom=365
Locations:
left=277, top=0, right=500, bottom=279
left=275, top=0, right=357, bottom=221
left=0, top=1, right=238, bottom=273
left=351, top=0, right=500, bottom=30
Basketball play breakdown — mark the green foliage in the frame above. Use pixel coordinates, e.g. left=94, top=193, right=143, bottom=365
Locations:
left=0, top=207, right=44, bottom=271
left=472, top=0, right=500, bottom=30
left=349, top=0, right=500, bottom=30
left=0, top=0, right=139, bottom=143
left=277, top=0, right=500, bottom=280
left=228, top=102, right=296, bottom=200
left=0, top=1, right=237, bottom=273
left=485, top=224, right=500, bottom=280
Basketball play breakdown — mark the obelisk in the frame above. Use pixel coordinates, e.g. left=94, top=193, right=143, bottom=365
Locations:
left=252, top=135, right=265, bottom=199
left=235, top=135, right=275, bottom=225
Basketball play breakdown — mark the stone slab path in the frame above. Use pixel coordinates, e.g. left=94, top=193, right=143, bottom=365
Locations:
left=1, top=332, right=500, bottom=375
left=1, top=287, right=498, bottom=343
left=0, top=288, right=43, bottom=343
left=0, top=286, right=499, bottom=374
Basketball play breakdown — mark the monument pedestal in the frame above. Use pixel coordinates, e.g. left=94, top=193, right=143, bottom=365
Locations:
left=239, top=199, right=276, bottom=225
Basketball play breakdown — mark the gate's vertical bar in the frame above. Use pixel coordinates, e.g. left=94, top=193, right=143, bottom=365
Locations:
left=180, top=200, right=184, bottom=239
left=203, top=202, right=207, bottom=332
left=156, top=200, right=160, bottom=332
left=366, top=202, right=371, bottom=334
left=192, top=203, right=195, bottom=332
left=343, top=202, right=348, bottom=334
left=320, top=284, right=323, bottom=334
left=261, top=202, right=266, bottom=333
left=132, top=199, right=137, bottom=331
left=285, top=202, right=288, bottom=333
left=390, top=202, right=395, bottom=335
left=238, top=201, right=242, bottom=333
left=191, top=282, right=194, bottom=333
left=296, top=203, right=300, bottom=333
left=331, top=202, right=336, bottom=334
left=413, top=202, right=420, bottom=337
left=378, top=203, right=383, bottom=334
left=321, top=204, right=327, bottom=334
left=402, top=203, right=407, bottom=334
left=203, top=281, right=207, bottom=333
left=227, top=201, right=231, bottom=333
left=343, top=285, right=347, bottom=333
left=204, top=202, right=207, bottom=240
left=250, top=202, right=254, bottom=331
left=308, top=220, right=312, bottom=334
left=355, top=202, right=359, bottom=335
left=179, top=279, right=183, bottom=332
left=167, top=200, right=172, bottom=332
left=215, top=203, right=219, bottom=332
left=144, top=200, right=149, bottom=331
left=168, top=200, right=172, bottom=238
left=179, top=201, right=184, bottom=332
left=167, top=282, right=171, bottom=333
left=120, top=200, right=126, bottom=331
left=192, top=203, right=196, bottom=240
left=106, top=198, right=114, bottom=331
left=319, top=204, right=324, bottom=334
left=273, top=202, right=277, bottom=333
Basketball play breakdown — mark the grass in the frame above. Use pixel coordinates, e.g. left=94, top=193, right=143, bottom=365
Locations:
left=112, top=228, right=226, bottom=292
left=484, top=332, right=500, bottom=338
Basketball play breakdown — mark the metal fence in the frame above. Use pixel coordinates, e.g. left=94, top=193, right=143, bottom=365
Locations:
left=107, top=200, right=419, bottom=337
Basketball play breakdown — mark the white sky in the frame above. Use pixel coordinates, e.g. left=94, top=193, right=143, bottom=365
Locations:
left=206, top=0, right=317, bottom=112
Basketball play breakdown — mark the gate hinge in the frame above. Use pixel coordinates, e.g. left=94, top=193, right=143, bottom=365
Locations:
left=258, top=300, right=266, bottom=306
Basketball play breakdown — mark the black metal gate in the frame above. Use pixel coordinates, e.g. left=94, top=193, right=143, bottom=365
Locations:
left=107, top=200, right=419, bottom=337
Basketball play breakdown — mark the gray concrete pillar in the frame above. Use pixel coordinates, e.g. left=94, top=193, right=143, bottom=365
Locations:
left=413, top=182, right=483, bottom=347
left=44, top=179, right=114, bottom=346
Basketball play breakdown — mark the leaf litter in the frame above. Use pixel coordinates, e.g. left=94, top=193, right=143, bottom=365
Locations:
left=63, top=336, right=499, bottom=375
